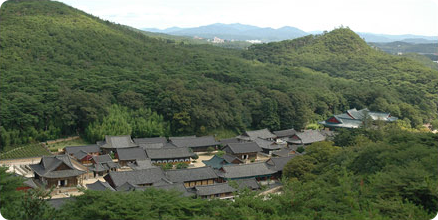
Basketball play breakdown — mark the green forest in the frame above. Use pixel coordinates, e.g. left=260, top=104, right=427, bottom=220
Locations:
left=2, top=125, right=437, bottom=219
left=1, top=0, right=437, bottom=150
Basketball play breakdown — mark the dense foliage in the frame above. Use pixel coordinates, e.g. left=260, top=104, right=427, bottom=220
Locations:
left=1, top=0, right=437, bottom=152
left=1, top=126, right=436, bottom=219
left=0, top=166, right=55, bottom=220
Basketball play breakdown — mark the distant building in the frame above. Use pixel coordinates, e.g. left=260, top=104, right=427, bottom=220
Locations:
left=319, top=108, right=397, bottom=129
left=170, top=135, right=219, bottom=152
left=217, top=162, right=276, bottom=181
left=98, top=135, right=138, bottom=154
left=194, top=182, right=236, bottom=199
left=285, top=130, right=326, bottom=146
left=223, top=142, right=262, bottom=160
left=212, top=37, right=224, bottom=43
left=237, top=128, right=276, bottom=141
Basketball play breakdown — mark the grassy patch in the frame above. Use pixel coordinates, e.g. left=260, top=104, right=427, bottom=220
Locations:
left=0, top=143, right=51, bottom=160
left=208, top=129, right=239, bottom=140
left=46, top=138, right=91, bottom=151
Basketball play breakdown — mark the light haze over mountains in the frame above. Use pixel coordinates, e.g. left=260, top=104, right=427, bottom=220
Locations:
left=143, top=23, right=437, bottom=43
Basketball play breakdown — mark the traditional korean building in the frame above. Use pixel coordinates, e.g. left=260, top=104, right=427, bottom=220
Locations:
left=237, top=128, right=276, bottom=141
left=265, top=156, right=296, bottom=177
left=285, top=130, right=326, bottom=146
left=64, top=145, right=100, bottom=164
left=133, top=137, right=168, bottom=149
left=29, top=155, right=86, bottom=188
left=219, top=137, right=241, bottom=147
left=253, top=137, right=283, bottom=155
left=152, top=183, right=195, bottom=197
left=170, top=135, right=220, bottom=152
left=127, top=159, right=155, bottom=170
left=223, top=142, right=262, bottom=160
left=115, top=147, right=148, bottom=166
left=64, top=144, right=100, bottom=156
left=103, top=168, right=168, bottom=188
left=273, top=129, right=296, bottom=139
left=165, top=167, right=219, bottom=188
left=202, top=154, right=243, bottom=169
left=86, top=180, right=115, bottom=191
left=319, top=108, right=397, bottom=129
left=194, top=183, right=236, bottom=199
left=145, top=147, right=194, bottom=164
left=89, top=154, right=120, bottom=177
left=217, top=162, right=276, bottom=181
left=234, top=178, right=260, bottom=191
left=98, top=135, right=138, bottom=154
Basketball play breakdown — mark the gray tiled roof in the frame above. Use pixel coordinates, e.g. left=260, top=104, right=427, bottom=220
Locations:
left=116, top=182, right=139, bottom=191
left=273, top=129, right=296, bottom=138
left=100, top=135, right=138, bottom=149
left=127, top=159, right=155, bottom=170
left=90, top=159, right=120, bottom=172
left=153, top=183, right=194, bottom=197
left=265, top=156, right=295, bottom=171
left=241, top=128, right=276, bottom=140
left=202, top=155, right=227, bottom=169
left=145, top=147, right=194, bottom=160
left=170, top=136, right=219, bottom=148
left=219, top=163, right=276, bottom=179
left=254, top=138, right=281, bottom=150
left=92, top=154, right=113, bottom=163
left=319, top=108, right=397, bottom=129
left=286, top=130, right=326, bottom=145
left=235, top=178, right=260, bottom=190
left=165, top=167, right=218, bottom=183
left=133, top=137, right=167, bottom=144
left=86, top=180, right=115, bottom=191
left=72, top=150, right=89, bottom=160
left=134, top=137, right=168, bottom=149
left=223, top=142, right=262, bottom=154
left=219, top=138, right=241, bottom=146
left=169, top=136, right=196, bottom=141
left=271, top=147, right=299, bottom=157
left=105, top=168, right=166, bottom=187
left=222, top=154, right=243, bottom=164
left=117, top=147, right=148, bottom=161
left=64, top=145, right=100, bottom=155
left=23, top=178, right=39, bottom=189
left=195, top=183, right=236, bottom=196
left=48, top=197, right=75, bottom=209
left=29, top=155, right=85, bottom=178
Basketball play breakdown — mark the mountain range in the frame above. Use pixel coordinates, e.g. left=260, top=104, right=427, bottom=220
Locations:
left=143, top=23, right=437, bottom=43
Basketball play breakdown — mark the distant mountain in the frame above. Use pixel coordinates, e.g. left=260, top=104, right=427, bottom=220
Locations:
left=142, top=23, right=308, bottom=42
left=357, top=32, right=437, bottom=43
left=144, top=24, right=437, bottom=44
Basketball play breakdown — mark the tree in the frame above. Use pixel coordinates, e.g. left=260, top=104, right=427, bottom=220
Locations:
left=21, top=188, right=55, bottom=220
left=206, top=147, right=215, bottom=155
left=283, top=156, right=317, bottom=180
left=176, top=162, right=189, bottom=169
left=0, top=166, right=25, bottom=219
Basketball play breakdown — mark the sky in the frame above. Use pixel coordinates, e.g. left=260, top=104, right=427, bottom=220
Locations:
left=3, top=0, right=438, bottom=36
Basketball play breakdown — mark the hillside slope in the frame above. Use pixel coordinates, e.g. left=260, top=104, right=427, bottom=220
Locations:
left=0, top=0, right=436, bottom=148
left=244, top=28, right=438, bottom=122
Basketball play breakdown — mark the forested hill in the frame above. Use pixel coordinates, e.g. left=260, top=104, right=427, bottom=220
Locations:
left=0, top=0, right=436, bottom=148
left=243, top=28, right=438, bottom=122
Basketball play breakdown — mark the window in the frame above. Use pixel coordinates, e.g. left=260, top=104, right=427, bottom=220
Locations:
left=58, top=179, right=67, bottom=186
